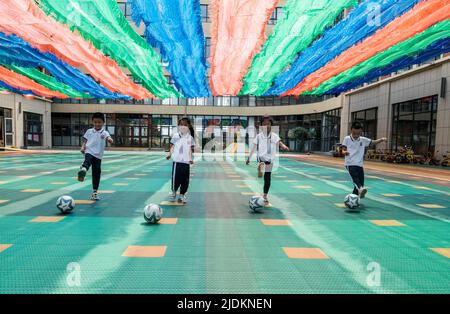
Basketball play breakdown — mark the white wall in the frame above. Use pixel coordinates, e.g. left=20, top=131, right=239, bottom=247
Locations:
left=0, top=94, right=52, bottom=149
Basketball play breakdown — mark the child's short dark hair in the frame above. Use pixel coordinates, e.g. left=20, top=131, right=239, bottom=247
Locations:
left=261, top=115, right=274, bottom=126
left=92, top=112, right=105, bottom=122
left=351, top=121, right=363, bottom=130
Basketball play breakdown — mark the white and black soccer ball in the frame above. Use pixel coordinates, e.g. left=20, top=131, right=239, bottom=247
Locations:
left=56, top=195, right=75, bottom=214
left=344, top=194, right=360, bottom=210
left=249, top=196, right=265, bottom=212
left=143, top=204, right=163, bottom=224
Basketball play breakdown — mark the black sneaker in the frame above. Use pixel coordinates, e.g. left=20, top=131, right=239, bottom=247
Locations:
left=78, top=167, right=87, bottom=182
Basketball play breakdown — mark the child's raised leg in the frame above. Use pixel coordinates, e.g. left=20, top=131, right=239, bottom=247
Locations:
left=258, top=162, right=265, bottom=178
left=78, top=153, right=93, bottom=182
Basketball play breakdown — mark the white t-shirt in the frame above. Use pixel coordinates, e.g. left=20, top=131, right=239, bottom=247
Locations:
left=171, top=132, right=195, bottom=164
left=342, top=135, right=372, bottom=167
left=253, top=132, right=280, bottom=162
left=83, top=128, right=111, bottom=160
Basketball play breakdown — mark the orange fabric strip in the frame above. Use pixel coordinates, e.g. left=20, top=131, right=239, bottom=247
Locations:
left=0, top=65, right=68, bottom=98
left=209, top=0, right=278, bottom=96
left=284, top=0, right=450, bottom=96
left=0, top=0, right=153, bottom=99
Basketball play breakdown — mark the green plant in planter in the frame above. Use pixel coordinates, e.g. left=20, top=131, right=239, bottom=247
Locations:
left=288, top=127, right=314, bottom=153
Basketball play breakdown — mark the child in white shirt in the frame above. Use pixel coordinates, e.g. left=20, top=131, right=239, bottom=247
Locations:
left=246, top=116, right=289, bottom=204
left=341, top=121, right=387, bottom=198
left=166, top=117, right=195, bottom=204
left=78, top=112, right=113, bottom=201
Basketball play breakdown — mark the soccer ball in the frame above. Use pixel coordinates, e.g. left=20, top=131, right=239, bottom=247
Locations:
left=56, top=195, right=75, bottom=214
left=143, top=204, right=163, bottom=224
left=249, top=196, right=265, bottom=212
left=344, top=194, right=360, bottom=210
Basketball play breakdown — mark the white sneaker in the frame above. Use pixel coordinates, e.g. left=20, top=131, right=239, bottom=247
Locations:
left=178, top=195, right=187, bottom=204
left=169, top=191, right=176, bottom=199
left=91, top=191, right=100, bottom=201
left=359, top=187, right=368, bottom=199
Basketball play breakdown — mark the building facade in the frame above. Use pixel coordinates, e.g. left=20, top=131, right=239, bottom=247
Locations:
left=341, top=57, right=450, bottom=156
left=1, top=0, right=449, bottom=157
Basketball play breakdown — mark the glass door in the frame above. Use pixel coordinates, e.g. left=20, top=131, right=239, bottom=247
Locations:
left=0, top=114, right=4, bottom=147
left=4, top=109, right=13, bottom=147
left=23, top=112, right=43, bottom=147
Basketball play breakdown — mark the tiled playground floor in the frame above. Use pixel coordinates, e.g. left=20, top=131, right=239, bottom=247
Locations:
left=0, top=151, right=449, bottom=293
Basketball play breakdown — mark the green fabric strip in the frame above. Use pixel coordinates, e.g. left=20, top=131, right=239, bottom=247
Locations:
left=308, top=20, right=450, bottom=95
left=240, top=0, right=357, bottom=96
left=38, top=0, right=181, bottom=99
left=5, top=65, right=90, bottom=99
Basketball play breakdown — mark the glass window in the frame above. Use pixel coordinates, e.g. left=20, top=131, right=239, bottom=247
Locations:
left=351, top=108, right=378, bottom=139
left=391, top=95, right=438, bottom=154
left=201, top=4, right=210, bottom=22
left=239, top=96, right=249, bottom=107
left=321, top=109, right=341, bottom=152
left=205, top=37, right=211, bottom=59
left=5, top=118, right=12, bottom=133
left=268, top=7, right=283, bottom=25
left=4, top=108, right=12, bottom=118
left=24, top=112, right=43, bottom=147
left=118, top=2, right=132, bottom=19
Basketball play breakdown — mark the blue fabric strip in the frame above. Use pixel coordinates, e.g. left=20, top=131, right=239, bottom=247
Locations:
left=323, top=38, right=450, bottom=95
left=0, top=32, right=130, bottom=100
left=265, top=0, right=421, bottom=96
left=0, top=80, right=37, bottom=96
left=129, top=0, right=210, bottom=98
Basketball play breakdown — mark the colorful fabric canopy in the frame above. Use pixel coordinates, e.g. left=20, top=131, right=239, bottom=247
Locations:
left=38, top=0, right=180, bottom=99
left=0, top=81, right=36, bottom=96
left=0, top=0, right=447, bottom=100
left=239, top=0, right=358, bottom=96
left=308, top=20, right=450, bottom=95
left=0, top=32, right=128, bottom=99
left=284, top=0, right=450, bottom=96
left=209, top=0, right=278, bottom=96
left=0, top=0, right=152, bottom=100
left=5, top=65, right=90, bottom=99
left=129, top=0, right=210, bottom=98
left=325, top=37, right=450, bottom=95
left=0, top=65, right=68, bottom=98
left=265, top=0, right=422, bottom=96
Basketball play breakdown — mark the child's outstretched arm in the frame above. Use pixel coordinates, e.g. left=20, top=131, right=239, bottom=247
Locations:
left=189, top=146, right=194, bottom=164
left=80, top=138, right=86, bottom=154
left=107, top=136, right=114, bottom=145
left=279, top=141, right=289, bottom=151
left=372, top=137, right=388, bottom=145
left=341, top=146, right=350, bottom=156
left=166, top=144, right=174, bottom=160
left=246, top=145, right=257, bottom=165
